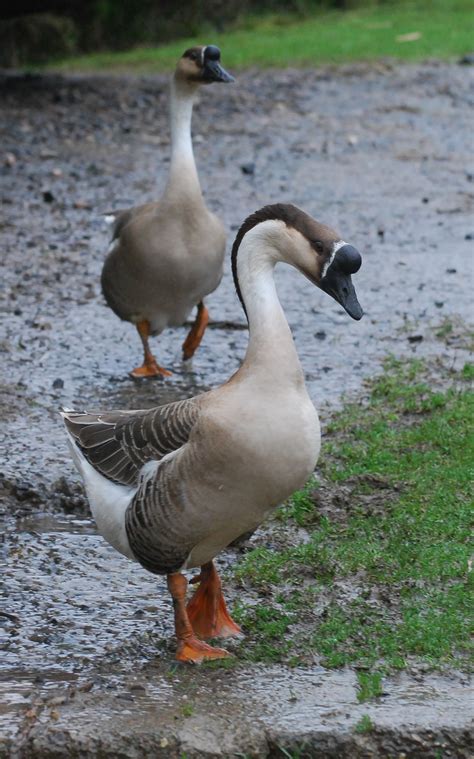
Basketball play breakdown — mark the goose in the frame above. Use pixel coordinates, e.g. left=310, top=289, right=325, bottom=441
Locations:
left=62, top=203, right=363, bottom=663
left=101, top=45, right=234, bottom=378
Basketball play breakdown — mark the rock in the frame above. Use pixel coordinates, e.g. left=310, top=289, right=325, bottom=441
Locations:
left=42, top=190, right=55, bottom=203
left=458, top=53, right=474, bottom=65
left=240, top=162, right=255, bottom=175
left=52, top=378, right=64, bottom=389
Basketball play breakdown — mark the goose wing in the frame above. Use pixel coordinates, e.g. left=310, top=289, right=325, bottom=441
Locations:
left=62, top=397, right=201, bottom=487
left=105, top=202, right=157, bottom=242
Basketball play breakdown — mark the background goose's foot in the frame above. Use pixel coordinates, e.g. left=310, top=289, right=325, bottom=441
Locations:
left=182, top=302, right=209, bottom=360
left=187, top=561, right=242, bottom=639
left=176, top=635, right=231, bottom=663
left=129, top=360, right=172, bottom=378
left=132, top=319, right=172, bottom=377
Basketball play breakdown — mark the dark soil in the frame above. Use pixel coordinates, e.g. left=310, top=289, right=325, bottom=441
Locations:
left=1, top=61, right=473, bottom=757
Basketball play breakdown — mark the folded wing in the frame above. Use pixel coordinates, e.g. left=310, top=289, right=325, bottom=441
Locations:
left=62, top=397, right=201, bottom=487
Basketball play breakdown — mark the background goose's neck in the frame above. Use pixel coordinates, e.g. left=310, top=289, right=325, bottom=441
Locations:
left=237, top=230, right=304, bottom=384
left=164, top=77, right=202, bottom=201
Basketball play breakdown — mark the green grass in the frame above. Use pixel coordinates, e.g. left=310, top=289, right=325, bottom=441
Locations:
left=357, top=671, right=383, bottom=702
left=232, top=358, right=474, bottom=671
left=181, top=702, right=194, bottom=717
left=355, top=714, right=374, bottom=734
left=45, top=0, right=473, bottom=73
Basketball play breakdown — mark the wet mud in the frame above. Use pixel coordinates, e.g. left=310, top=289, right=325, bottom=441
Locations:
left=1, top=61, right=473, bottom=755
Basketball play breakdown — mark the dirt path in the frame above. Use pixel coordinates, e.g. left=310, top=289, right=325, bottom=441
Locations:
left=1, top=62, right=473, bottom=756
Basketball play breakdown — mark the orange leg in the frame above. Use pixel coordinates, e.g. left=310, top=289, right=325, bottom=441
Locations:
left=167, top=573, right=231, bottom=663
left=182, top=302, right=209, bottom=361
left=187, top=561, right=241, bottom=640
left=130, top=319, right=172, bottom=378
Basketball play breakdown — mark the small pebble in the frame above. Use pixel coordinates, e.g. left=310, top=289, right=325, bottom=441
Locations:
left=240, top=162, right=255, bottom=175
left=52, top=378, right=64, bottom=389
left=42, top=190, right=55, bottom=203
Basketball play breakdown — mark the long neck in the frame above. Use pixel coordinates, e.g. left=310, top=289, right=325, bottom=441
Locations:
left=236, top=232, right=304, bottom=385
left=164, top=77, right=202, bottom=201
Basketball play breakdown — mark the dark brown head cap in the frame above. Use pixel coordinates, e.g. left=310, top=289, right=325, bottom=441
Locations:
left=231, top=203, right=341, bottom=311
left=177, top=45, right=234, bottom=84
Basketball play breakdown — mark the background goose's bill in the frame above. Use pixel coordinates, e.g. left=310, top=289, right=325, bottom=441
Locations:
left=202, top=46, right=235, bottom=83
left=320, top=244, right=363, bottom=320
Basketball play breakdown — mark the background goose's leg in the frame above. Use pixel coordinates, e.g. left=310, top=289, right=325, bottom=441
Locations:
left=182, top=301, right=209, bottom=360
left=130, top=319, right=172, bottom=378
left=187, top=561, right=241, bottom=639
left=167, top=572, right=231, bottom=663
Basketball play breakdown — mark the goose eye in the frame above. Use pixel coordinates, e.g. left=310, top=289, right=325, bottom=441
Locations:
left=312, top=240, right=325, bottom=254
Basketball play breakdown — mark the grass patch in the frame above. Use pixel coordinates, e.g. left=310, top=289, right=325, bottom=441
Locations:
left=181, top=702, right=194, bottom=717
left=355, top=714, right=374, bottom=734
left=357, top=671, right=383, bottom=702
left=233, top=358, right=474, bottom=671
left=276, top=477, right=319, bottom=526
left=44, top=0, right=473, bottom=73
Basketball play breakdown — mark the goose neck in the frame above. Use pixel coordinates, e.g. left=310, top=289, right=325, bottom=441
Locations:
left=237, top=233, right=303, bottom=383
left=165, top=78, right=202, bottom=200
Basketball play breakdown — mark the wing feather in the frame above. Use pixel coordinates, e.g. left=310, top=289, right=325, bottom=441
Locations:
left=62, top=397, right=201, bottom=487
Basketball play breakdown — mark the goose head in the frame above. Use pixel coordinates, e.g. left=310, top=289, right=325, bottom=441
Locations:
left=232, top=203, right=364, bottom=320
left=175, top=45, right=234, bottom=86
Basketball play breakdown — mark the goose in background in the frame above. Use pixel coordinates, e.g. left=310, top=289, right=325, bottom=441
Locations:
left=102, top=46, right=234, bottom=378
left=62, top=203, right=363, bottom=663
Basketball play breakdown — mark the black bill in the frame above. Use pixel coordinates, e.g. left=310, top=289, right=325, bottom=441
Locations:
left=202, top=46, right=234, bottom=83
left=320, top=244, right=363, bottom=320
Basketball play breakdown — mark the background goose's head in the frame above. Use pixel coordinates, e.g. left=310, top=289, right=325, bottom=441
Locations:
left=176, top=45, right=234, bottom=85
left=232, top=203, right=364, bottom=320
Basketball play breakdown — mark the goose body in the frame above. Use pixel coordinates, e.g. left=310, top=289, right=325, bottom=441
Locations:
left=101, top=46, right=234, bottom=377
left=63, top=203, right=363, bottom=662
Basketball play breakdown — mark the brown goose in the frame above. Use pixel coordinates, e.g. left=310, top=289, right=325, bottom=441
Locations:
left=102, top=46, right=234, bottom=378
left=62, top=204, right=363, bottom=663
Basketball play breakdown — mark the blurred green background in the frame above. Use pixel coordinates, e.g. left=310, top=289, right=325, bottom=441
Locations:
left=0, top=0, right=472, bottom=70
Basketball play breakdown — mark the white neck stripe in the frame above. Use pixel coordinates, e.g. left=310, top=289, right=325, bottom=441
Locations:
left=322, top=239, right=346, bottom=278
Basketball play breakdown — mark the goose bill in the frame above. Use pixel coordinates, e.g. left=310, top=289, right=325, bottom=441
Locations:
left=320, top=269, right=363, bottom=320
left=203, top=61, right=234, bottom=83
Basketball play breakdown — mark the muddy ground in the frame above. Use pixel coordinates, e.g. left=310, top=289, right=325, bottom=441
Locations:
left=1, top=61, right=473, bottom=756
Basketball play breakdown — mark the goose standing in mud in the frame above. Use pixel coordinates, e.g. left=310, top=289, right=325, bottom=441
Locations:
left=62, top=204, right=363, bottom=663
left=102, top=46, right=234, bottom=378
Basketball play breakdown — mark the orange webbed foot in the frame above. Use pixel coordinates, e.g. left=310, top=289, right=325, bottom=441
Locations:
left=176, top=635, right=232, bottom=664
left=187, top=562, right=242, bottom=640
left=129, top=360, right=172, bottom=379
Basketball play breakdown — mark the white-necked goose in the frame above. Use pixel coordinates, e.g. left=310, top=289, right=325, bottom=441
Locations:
left=102, top=45, right=234, bottom=377
left=62, top=204, right=363, bottom=662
